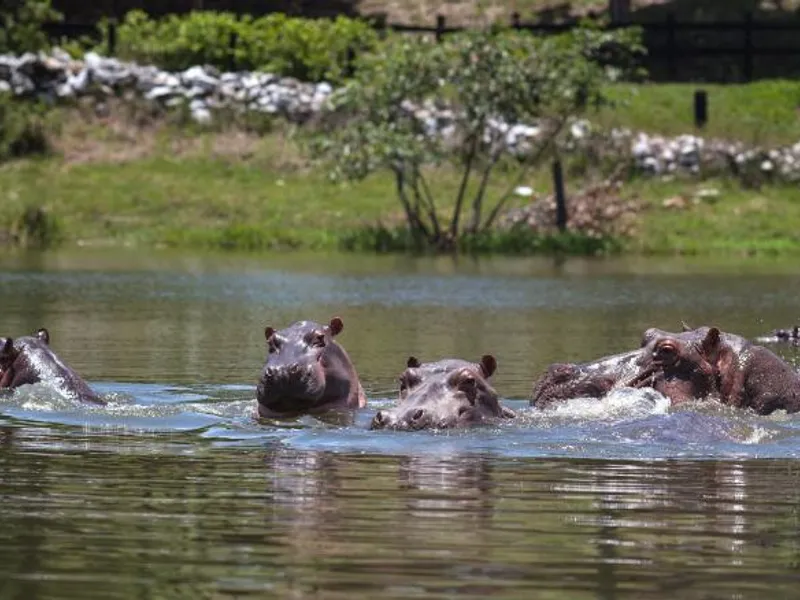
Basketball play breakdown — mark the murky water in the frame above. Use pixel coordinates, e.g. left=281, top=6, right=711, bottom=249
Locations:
left=3, top=248, right=800, bottom=599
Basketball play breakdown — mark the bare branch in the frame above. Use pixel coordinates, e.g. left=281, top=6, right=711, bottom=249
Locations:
left=415, top=168, right=442, bottom=238
left=467, top=130, right=503, bottom=233
left=394, top=167, right=430, bottom=241
left=481, top=118, right=567, bottom=232
left=449, top=130, right=481, bottom=238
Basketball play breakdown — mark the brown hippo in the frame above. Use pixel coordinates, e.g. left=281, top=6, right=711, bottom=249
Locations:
left=256, top=316, right=366, bottom=419
left=370, top=355, right=515, bottom=431
left=639, top=325, right=800, bottom=415
left=0, top=328, right=104, bottom=405
left=531, top=322, right=725, bottom=409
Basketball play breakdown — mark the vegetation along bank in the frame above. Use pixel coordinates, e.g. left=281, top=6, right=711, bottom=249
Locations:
left=1, top=2, right=799, bottom=256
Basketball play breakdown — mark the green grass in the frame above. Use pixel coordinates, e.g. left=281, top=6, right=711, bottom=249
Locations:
left=1, top=77, right=799, bottom=256
left=4, top=150, right=800, bottom=257
left=598, top=80, right=800, bottom=147
left=632, top=178, right=800, bottom=255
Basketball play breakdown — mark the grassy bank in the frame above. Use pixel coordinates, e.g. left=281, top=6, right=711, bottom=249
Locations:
left=1, top=79, right=799, bottom=256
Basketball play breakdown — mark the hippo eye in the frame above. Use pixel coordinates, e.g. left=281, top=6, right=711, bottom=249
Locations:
left=310, top=332, right=326, bottom=348
left=458, top=376, right=478, bottom=404
left=655, top=342, right=677, bottom=357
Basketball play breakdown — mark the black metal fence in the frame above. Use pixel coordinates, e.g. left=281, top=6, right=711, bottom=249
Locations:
left=31, top=11, right=800, bottom=82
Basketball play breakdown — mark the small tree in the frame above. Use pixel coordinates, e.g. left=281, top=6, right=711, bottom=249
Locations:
left=309, top=23, right=643, bottom=251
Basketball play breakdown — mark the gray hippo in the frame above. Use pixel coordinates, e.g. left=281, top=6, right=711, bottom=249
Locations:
left=370, top=355, right=515, bottom=431
left=0, top=328, right=104, bottom=405
left=531, top=349, right=645, bottom=409
left=639, top=325, right=800, bottom=415
left=256, top=316, right=366, bottom=419
left=754, top=325, right=800, bottom=345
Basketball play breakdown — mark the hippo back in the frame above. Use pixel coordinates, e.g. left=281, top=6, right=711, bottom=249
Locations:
left=7, top=332, right=103, bottom=405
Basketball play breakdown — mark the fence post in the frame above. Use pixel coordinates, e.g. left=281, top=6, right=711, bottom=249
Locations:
left=373, top=13, right=388, bottom=39
left=435, top=14, right=446, bottom=43
left=743, top=11, right=754, bottom=82
left=511, top=12, right=521, bottom=29
left=553, top=159, right=567, bottom=232
left=228, top=31, right=238, bottom=72
left=107, top=19, right=117, bottom=56
left=666, top=12, right=677, bottom=79
left=694, top=89, right=707, bottom=129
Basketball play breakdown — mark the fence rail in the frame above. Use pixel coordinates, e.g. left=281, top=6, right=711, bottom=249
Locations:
left=30, top=10, right=800, bottom=82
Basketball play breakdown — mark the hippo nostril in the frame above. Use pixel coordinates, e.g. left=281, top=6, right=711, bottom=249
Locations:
left=411, top=408, right=425, bottom=422
left=457, top=405, right=471, bottom=418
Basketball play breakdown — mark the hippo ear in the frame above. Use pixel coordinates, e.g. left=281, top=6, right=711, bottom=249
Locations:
left=328, top=317, right=344, bottom=337
left=36, top=328, right=50, bottom=344
left=681, top=321, right=693, bottom=332
left=264, top=326, right=275, bottom=341
left=479, top=354, right=497, bottom=378
left=700, top=327, right=722, bottom=357
left=407, top=356, right=421, bottom=369
left=1, top=338, right=13, bottom=355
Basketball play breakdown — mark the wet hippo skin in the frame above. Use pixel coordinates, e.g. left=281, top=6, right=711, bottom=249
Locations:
left=371, top=354, right=515, bottom=431
left=256, top=316, right=366, bottom=419
left=0, top=328, right=104, bottom=405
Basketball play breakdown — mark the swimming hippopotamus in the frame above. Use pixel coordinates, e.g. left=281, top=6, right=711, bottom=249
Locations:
left=640, top=325, right=800, bottom=415
left=531, top=323, right=722, bottom=409
left=530, top=349, right=650, bottom=409
left=370, top=355, right=515, bottom=430
left=256, top=316, right=366, bottom=419
left=754, top=325, right=800, bottom=345
left=0, top=328, right=104, bottom=405
left=634, top=325, right=721, bottom=405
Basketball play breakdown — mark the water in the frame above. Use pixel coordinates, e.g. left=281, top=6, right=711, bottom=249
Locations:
left=3, top=248, right=800, bottom=598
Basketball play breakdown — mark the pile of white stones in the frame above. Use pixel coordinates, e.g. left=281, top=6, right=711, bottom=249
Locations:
left=1, top=49, right=798, bottom=182
left=0, top=49, right=333, bottom=124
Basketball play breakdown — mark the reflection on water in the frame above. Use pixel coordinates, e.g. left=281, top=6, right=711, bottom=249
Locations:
left=3, top=248, right=800, bottom=598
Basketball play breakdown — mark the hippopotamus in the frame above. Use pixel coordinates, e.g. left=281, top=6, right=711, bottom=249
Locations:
left=530, top=349, right=646, bottom=409
left=640, top=325, right=800, bottom=415
left=256, top=316, right=366, bottom=419
left=531, top=322, right=722, bottom=409
left=370, top=355, right=515, bottom=430
left=0, top=328, right=104, bottom=405
left=754, top=325, right=800, bottom=345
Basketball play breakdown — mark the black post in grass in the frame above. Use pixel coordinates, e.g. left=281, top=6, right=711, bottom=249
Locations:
left=694, top=89, right=708, bottom=129
left=435, top=15, right=446, bottom=43
left=553, top=159, right=567, bottom=232
left=107, top=20, right=117, bottom=56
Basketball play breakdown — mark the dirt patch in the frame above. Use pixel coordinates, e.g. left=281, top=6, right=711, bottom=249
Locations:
left=499, top=173, right=641, bottom=238
left=51, top=98, right=271, bottom=167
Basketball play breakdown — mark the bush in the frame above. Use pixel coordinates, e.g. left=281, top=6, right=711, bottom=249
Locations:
left=0, top=0, right=62, bottom=54
left=109, top=10, right=379, bottom=83
left=0, top=95, right=54, bottom=162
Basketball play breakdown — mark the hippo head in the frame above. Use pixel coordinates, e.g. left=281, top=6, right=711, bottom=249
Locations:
left=633, top=326, right=721, bottom=403
left=256, top=317, right=345, bottom=414
left=371, top=355, right=515, bottom=431
left=0, top=338, right=16, bottom=388
left=531, top=362, right=618, bottom=408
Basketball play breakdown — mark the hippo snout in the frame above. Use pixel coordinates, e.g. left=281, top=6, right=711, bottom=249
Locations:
left=371, top=407, right=428, bottom=431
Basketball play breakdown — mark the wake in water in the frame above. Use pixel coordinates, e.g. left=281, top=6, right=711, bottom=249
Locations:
left=0, top=382, right=799, bottom=460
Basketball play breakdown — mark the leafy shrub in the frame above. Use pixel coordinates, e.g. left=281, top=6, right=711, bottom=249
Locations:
left=109, top=10, right=379, bottom=83
left=0, top=0, right=62, bottom=54
left=0, top=95, right=54, bottom=162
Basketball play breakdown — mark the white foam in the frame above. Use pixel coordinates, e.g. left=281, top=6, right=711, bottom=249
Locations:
left=543, top=387, right=671, bottom=422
